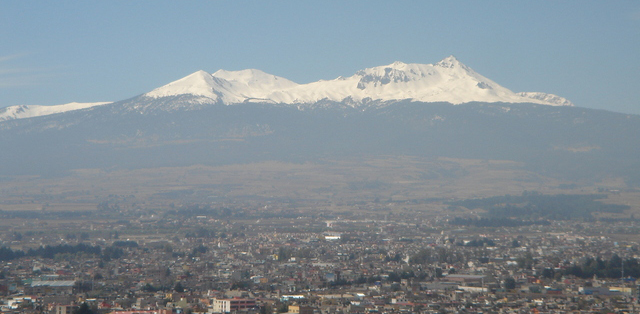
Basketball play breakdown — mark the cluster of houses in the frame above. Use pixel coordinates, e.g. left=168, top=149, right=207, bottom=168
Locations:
left=2, top=214, right=640, bottom=313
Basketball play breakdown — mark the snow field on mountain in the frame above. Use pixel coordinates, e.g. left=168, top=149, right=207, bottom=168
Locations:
left=144, top=56, right=574, bottom=108
left=2, top=56, right=574, bottom=122
left=0, top=102, right=112, bottom=121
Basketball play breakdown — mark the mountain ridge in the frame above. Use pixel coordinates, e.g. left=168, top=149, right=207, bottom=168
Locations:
left=4, top=56, right=637, bottom=186
left=143, top=55, right=574, bottom=109
left=0, top=102, right=112, bottom=122
left=1, top=56, right=574, bottom=121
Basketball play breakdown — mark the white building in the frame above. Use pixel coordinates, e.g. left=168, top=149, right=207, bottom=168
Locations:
left=210, top=298, right=256, bottom=313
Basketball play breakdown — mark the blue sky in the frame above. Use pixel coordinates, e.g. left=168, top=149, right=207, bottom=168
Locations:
left=2, top=1, right=639, bottom=114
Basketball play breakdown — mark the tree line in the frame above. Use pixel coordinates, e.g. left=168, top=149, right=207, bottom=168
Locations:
left=446, top=191, right=629, bottom=220
left=449, top=217, right=550, bottom=227
left=555, top=254, right=640, bottom=279
left=0, top=243, right=126, bottom=262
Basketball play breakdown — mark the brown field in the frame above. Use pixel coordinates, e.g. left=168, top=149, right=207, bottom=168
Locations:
left=0, top=155, right=638, bottom=216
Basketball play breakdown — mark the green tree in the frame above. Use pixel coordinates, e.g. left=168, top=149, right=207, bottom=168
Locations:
left=503, top=277, right=516, bottom=290
left=142, top=283, right=157, bottom=292
left=516, top=252, right=534, bottom=269
left=277, top=247, right=291, bottom=261
left=409, top=248, right=432, bottom=265
left=541, top=268, right=555, bottom=279
left=73, top=303, right=93, bottom=314
left=174, top=282, right=185, bottom=293
left=276, top=302, right=289, bottom=313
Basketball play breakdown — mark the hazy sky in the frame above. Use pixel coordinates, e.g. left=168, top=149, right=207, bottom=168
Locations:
left=2, top=1, right=639, bottom=114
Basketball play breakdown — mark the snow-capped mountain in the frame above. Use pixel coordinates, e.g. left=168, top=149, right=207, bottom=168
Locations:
left=142, top=55, right=573, bottom=108
left=0, top=56, right=637, bottom=184
left=516, top=92, right=574, bottom=107
left=0, top=102, right=111, bottom=121
left=3, top=56, right=573, bottom=119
